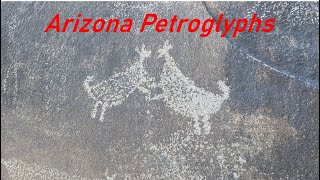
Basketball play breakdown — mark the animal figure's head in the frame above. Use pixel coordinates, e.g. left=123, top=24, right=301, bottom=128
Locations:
left=135, top=44, right=151, bottom=61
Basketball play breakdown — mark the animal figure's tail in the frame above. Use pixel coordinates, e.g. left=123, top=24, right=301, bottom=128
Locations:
left=217, top=80, right=230, bottom=100
left=83, top=75, right=97, bottom=100
left=83, top=76, right=104, bottom=120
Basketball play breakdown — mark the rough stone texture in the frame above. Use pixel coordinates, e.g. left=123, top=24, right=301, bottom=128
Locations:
left=1, top=2, right=319, bottom=180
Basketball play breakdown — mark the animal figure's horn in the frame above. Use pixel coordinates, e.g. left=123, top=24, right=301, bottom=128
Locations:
left=135, top=44, right=151, bottom=59
left=158, top=40, right=173, bottom=58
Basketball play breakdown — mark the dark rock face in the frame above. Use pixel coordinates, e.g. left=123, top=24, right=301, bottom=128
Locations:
left=1, top=2, right=319, bottom=180
left=205, top=1, right=319, bottom=89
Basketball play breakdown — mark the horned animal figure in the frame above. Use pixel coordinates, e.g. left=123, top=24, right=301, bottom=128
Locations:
left=83, top=45, right=154, bottom=122
left=152, top=40, right=230, bottom=135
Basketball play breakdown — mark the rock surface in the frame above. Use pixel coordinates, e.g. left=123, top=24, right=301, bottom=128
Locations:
left=1, top=2, right=319, bottom=180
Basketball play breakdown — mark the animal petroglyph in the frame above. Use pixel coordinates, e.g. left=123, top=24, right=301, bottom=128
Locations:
left=83, top=45, right=155, bottom=121
left=83, top=41, right=230, bottom=135
left=153, top=41, right=230, bottom=135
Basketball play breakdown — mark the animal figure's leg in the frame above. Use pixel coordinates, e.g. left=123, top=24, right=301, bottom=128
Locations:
left=83, top=75, right=96, bottom=99
left=99, top=102, right=109, bottom=122
left=201, top=114, right=211, bottom=135
left=193, top=116, right=202, bottom=136
left=91, top=101, right=102, bottom=119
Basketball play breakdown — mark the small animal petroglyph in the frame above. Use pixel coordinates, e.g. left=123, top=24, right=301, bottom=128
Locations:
left=83, top=45, right=155, bottom=121
left=1, top=158, right=102, bottom=180
left=83, top=41, right=230, bottom=135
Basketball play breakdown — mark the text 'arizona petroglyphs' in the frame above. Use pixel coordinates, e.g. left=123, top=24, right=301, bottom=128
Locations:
left=83, top=41, right=230, bottom=135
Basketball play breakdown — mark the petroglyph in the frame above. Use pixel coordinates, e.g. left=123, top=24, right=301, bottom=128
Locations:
left=83, top=45, right=155, bottom=122
left=83, top=41, right=230, bottom=135
left=153, top=41, right=230, bottom=135
left=1, top=158, right=103, bottom=180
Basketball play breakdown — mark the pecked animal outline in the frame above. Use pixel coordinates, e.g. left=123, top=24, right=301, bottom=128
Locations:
left=150, top=41, right=230, bottom=135
left=83, top=45, right=155, bottom=122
